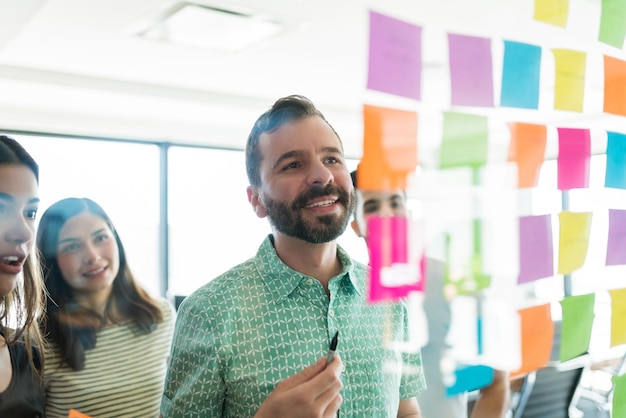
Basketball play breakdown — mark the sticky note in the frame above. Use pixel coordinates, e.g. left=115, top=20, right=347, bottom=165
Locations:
left=605, top=132, right=626, bottom=189
left=511, top=304, right=554, bottom=378
left=69, top=410, right=92, bottom=418
left=534, top=0, right=569, bottom=27
left=606, top=209, right=626, bottom=266
left=613, top=372, right=626, bottom=417
left=557, top=128, right=590, bottom=191
left=559, top=293, right=595, bottom=362
left=518, top=215, right=554, bottom=284
left=552, top=49, right=587, bottom=112
left=448, top=34, right=494, bottom=107
left=557, top=211, right=592, bottom=275
left=446, top=364, right=494, bottom=396
left=501, top=41, right=542, bottom=109
left=360, top=104, right=418, bottom=191
left=508, top=122, right=547, bottom=188
left=598, top=0, right=626, bottom=48
left=366, top=215, right=425, bottom=303
left=604, top=55, right=626, bottom=117
left=609, top=288, right=626, bottom=347
left=367, top=11, right=422, bottom=100
left=439, top=112, right=489, bottom=169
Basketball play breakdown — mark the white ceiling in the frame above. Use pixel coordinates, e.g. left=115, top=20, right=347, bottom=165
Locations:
left=0, top=0, right=623, bottom=159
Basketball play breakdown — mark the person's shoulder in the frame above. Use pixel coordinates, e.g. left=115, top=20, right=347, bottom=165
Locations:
left=153, top=297, right=176, bottom=322
left=179, top=259, right=258, bottom=310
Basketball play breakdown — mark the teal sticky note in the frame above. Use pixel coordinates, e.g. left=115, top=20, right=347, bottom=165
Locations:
left=605, top=131, right=626, bottom=189
left=446, top=364, right=494, bottom=396
left=559, top=294, right=595, bottom=362
left=440, top=112, right=489, bottom=169
left=501, top=40, right=542, bottom=109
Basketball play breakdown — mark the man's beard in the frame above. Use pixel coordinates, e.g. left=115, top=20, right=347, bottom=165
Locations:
left=262, top=183, right=355, bottom=244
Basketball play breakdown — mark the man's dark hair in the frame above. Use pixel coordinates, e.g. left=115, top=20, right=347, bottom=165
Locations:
left=245, top=95, right=342, bottom=187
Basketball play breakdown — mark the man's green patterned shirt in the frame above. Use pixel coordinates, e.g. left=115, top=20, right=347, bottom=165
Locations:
left=162, top=235, right=425, bottom=417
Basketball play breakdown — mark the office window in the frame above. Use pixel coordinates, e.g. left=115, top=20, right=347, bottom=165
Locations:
left=12, top=135, right=161, bottom=296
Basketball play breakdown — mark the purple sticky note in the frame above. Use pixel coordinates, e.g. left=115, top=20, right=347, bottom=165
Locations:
left=606, top=209, right=626, bottom=265
left=518, top=215, right=554, bottom=284
left=366, top=216, right=424, bottom=303
left=557, top=128, right=591, bottom=190
left=367, top=11, right=422, bottom=100
left=448, top=33, right=494, bottom=107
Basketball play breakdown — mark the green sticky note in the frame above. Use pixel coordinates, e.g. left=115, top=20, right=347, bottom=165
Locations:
left=599, top=0, right=626, bottom=48
left=440, top=112, right=488, bottom=169
left=613, top=372, right=626, bottom=418
left=559, top=294, right=595, bottom=362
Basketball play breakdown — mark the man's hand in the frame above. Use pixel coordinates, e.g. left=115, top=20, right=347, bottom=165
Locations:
left=254, top=356, right=343, bottom=418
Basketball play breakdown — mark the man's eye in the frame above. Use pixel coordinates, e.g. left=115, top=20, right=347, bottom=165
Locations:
left=25, top=209, right=38, bottom=220
left=283, top=162, right=301, bottom=170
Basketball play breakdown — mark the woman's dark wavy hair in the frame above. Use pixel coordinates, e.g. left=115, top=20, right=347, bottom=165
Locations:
left=0, top=134, right=45, bottom=379
left=37, top=197, right=163, bottom=370
left=245, top=94, right=343, bottom=188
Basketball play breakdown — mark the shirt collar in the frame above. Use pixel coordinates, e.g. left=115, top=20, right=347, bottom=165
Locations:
left=254, top=235, right=364, bottom=302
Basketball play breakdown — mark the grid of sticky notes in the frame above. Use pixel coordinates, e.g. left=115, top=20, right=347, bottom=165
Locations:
left=364, top=5, right=626, bottom=405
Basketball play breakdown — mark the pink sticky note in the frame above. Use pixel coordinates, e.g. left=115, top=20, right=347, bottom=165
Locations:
left=606, top=209, right=626, bottom=265
left=367, top=216, right=425, bottom=303
left=367, top=11, right=422, bottom=100
left=557, top=128, right=591, bottom=190
left=448, top=34, right=494, bottom=107
left=518, top=215, right=554, bottom=284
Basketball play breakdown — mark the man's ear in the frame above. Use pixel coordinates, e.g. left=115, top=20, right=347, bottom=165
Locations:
left=247, top=186, right=267, bottom=218
left=351, top=219, right=364, bottom=238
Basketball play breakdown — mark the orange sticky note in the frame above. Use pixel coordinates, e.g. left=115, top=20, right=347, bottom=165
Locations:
left=609, top=288, right=626, bottom=347
left=69, top=410, right=92, bottom=418
left=558, top=211, right=592, bottom=275
left=534, top=0, right=569, bottom=27
left=552, top=49, right=587, bottom=112
left=604, top=55, right=626, bottom=117
left=510, top=303, right=554, bottom=378
left=508, top=123, right=547, bottom=188
left=360, top=104, right=418, bottom=190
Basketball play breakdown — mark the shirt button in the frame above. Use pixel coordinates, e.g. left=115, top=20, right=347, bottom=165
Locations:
left=329, top=310, right=335, bottom=317
left=305, top=278, right=314, bottom=285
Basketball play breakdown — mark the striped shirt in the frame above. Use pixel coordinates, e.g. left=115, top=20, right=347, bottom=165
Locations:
left=45, top=298, right=175, bottom=418
left=162, top=235, right=425, bottom=418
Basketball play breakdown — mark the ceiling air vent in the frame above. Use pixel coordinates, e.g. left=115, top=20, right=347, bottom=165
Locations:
left=138, top=2, right=285, bottom=53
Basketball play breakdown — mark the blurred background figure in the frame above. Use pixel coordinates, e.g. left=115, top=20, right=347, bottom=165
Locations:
left=0, top=135, right=46, bottom=417
left=350, top=167, right=510, bottom=418
left=38, top=197, right=175, bottom=418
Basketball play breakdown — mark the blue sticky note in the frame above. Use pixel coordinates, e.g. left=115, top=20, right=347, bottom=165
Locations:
left=605, top=131, right=626, bottom=189
left=501, top=40, right=542, bottom=109
left=446, top=364, right=495, bottom=396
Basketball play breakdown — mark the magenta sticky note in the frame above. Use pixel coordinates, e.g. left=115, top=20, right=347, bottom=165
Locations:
left=606, top=209, right=626, bottom=265
left=366, top=216, right=425, bottom=303
left=448, top=33, right=494, bottom=107
left=518, top=215, right=554, bottom=284
left=557, top=128, right=591, bottom=190
left=367, top=10, right=422, bottom=100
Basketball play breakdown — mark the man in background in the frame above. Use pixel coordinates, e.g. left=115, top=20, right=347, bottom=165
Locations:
left=350, top=167, right=510, bottom=418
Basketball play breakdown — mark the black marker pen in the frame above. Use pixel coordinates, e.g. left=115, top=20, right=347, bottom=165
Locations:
left=326, top=331, right=339, bottom=367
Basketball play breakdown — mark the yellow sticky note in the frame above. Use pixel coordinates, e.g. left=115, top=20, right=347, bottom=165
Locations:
left=534, top=0, right=569, bottom=27
left=552, top=49, right=587, bottom=112
left=558, top=211, right=592, bottom=275
left=609, top=288, right=626, bottom=347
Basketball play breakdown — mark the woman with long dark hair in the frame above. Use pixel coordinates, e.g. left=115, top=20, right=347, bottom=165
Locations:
left=38, top=197, right=174, bottom=418
left=0, top=135, right=46, bottom=417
